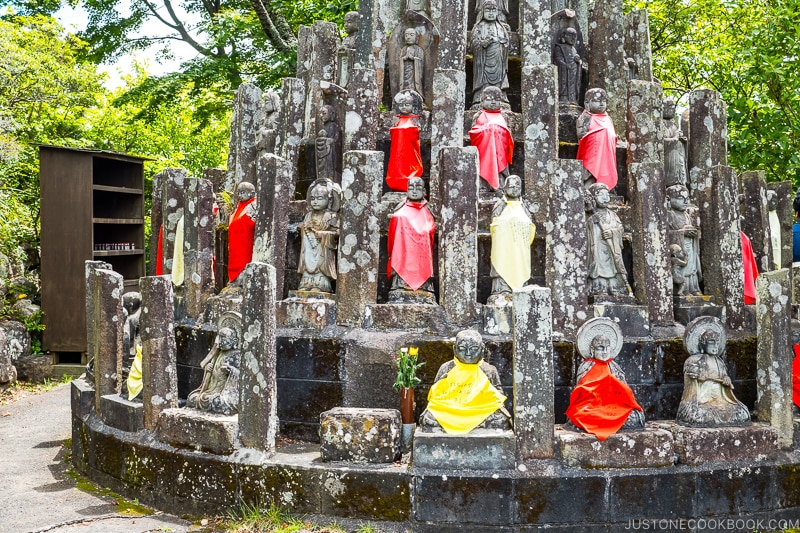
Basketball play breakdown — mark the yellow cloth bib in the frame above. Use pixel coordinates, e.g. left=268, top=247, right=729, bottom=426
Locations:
left=127, top=345, right=143, bottom=401
left=490, top=201, right=535, bottom=290
left=426, top=358, right=507, bottom=434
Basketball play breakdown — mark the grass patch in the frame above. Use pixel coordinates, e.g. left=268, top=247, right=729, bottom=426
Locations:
left=214, top=502, right=382, bottom=533
left=0, top=374, right=72, bottom=406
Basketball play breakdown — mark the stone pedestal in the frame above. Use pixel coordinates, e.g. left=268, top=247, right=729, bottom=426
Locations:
left=429, top=70, right=466, bottom=213
left=274, top=78, right=306, bottom=187
left=277, top=298, right=336, bottom=330
left=412, top=429, right=516, bottom=470
left=662, top=422, right=778, bottom=465
left=183, top=177, right=216, bottom=320
left=555, top=426, right=674, bottom=468
left=592, top=302, right=650, bottom=338
left=319, top=407, right=401, bottom=464
left=99, top=394, right=143, bottom=433
left=673, top=295, right=724, bottom=325
left=363, top=304, right=448, bottom=335
left=522, top=65, right=558, bottom=226
left=687, top=90, right=728, bottom=201
left=343, top=69, right=379, bottom=152
left=71, top=377, right=95, bottom=420
left=157, top=408, right=239, bottom=455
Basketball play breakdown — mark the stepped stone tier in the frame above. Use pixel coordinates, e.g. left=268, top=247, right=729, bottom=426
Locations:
left=71, top=0, right=800, bottom=528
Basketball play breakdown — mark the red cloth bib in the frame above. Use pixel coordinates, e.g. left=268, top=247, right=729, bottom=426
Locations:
left=741, top=231, right=759, bottom=304
left=469, top=109, right=514, bottom=189
left=227, top=198, right=256, bottom=283
left=566, top=359, right=643, bottom=441
left=577, top=112, right=618, bottom=191
left=155, top=225, right=164, bottom=276
left=386, top=115, right=424, bottom=192
left=387, top=200, right=435, bottom=290
left=793, top=344, right=800, bottom=408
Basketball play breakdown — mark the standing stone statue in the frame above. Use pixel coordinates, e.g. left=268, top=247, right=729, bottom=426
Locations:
left=471, top=0, right=510, bottom=107
left=552, top=27, right=583, bottom=105
left=585, top=183, right=632, bottom=297
left=489, top=175, right=535, bottom=304
left=577, top=88, right=619, bottom=190
left=667, top=184, right=702, bottom=295
left=186, top=322, right=241, bottom=416
left=297, top=179, right=341, bottom=293
left=399, top=28, right=425, bottom=97
left=420, top=329, right=511, bottom=433
left=255, top=90, right=281, bottom=154
left=475, top=0, right=509, bottom=23
left=337, top=11, right=359, bottom=87
left=669, top=244, right=688, bottom=297
left=387, top=177, right=436, bottom=303
left=315, top=129, right=336, bottom=182
left=676, top=317, right=750, bottom=427
left=767, top=190, right=781, bottom=270
left=387, top=0, right=439, bottom=108
left=228, top=181, right=257, bottom=284
left=469, top=86, right=514, bottom=190
left=386, top=91, right=424, bottom=192
left=566, top=318, right=645, bottom=440
left=317, top=104, right=342, bottom=181
left=662, top=99, right=688, bottom=187
left=120, top=291, right=142, bottom=398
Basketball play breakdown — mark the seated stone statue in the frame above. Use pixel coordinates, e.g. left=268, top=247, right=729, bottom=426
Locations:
left=420, top=329, right=512, bottom=433
left=228, top=181, right=257, bottom=284
left=676, top=317, right=750, bottom=427
left=585, top=183, right=632, bottom=297
left=297, top=179, right=341, bottom=293
left=469, top=86, right=514, bottom=190
left=386, top=91, right=424, bottom=192
left=186, top=327, right=241, bottom=416
left=489, top=175, right=535, bottom=303
left=577, top=88, right=618, bottom=190
left=566, top=318, right=644, bottom=440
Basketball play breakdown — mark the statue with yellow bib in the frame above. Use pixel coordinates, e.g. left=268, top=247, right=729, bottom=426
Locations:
left=420, top=330, right=512, bottom=433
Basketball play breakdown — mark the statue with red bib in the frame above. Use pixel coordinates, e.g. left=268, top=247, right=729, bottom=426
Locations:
left=386, top=90, right=424, bottom=192
left=577, top=88, right=619, bottom=190
left=227, top=181, right=257, bottom=283
left=469, top=86, right=513, bottom=191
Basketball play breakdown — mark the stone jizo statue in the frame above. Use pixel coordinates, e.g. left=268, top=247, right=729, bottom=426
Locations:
left=666, top=184, right=702, bottom=295
left=669, top=243, right=688, bottom=297
left=552, top=27, right=582, bottom=105
left=387, top=0, right=439, bottom=108
left=400, top=28, right=425, bottom=97
left=421, top=329, right=512, bottom=433
left=577, top=88, right=618, bottom=190
left=471, top=0, right=510, bottom=107
left=317, top=104, right=342, bottom=181
left=297, top=179, right=341, bottom=293
left=585, top=183, right=632, bottom=297
left=120, top=291, right=142, bottom=399
left=337, top=11, right=359, bottom=87
left=489, top=175, right=535, bottom=302
left=341, top=11, right=359, bottom=50
left=386, top=91, right=424, bottom=192
left=255, top=90, right=281, bottom=154
left=676, top=317, right=750, bottom=427
left=228, top=181, right=257, bottom=283
left=662, top=98, right=688, bottom=187
left=767, top=189, right=781, bottom=270
left=187, top=326, right=241, bottom=415
left=469, top=86, right=514, bottom=190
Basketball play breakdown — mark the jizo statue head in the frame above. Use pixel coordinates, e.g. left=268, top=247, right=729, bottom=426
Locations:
left=699, top=329, right=721, bottom=355
left=588, top=182, right=610, bottom=208
left=236, top=181, right=256, bottom=202
left=482, top=0, right=499, bottom=21
left=404, top=27, right=418, bottom=45
left=504, top=174, right=522, bottom=199
left=395, top=92, right=414, bottom=115
left=217, top=327, right=238, bottom=350
left=562, top=27, right=577, bottom=45
left=308, top=180, right=332, bottom=212
left=481, top=86, right=503, bottom=111
left=453, top=330, right=484, bottom=365
left=666, top=184, right=690, bottom=212
left=663, top=98, right=677, bottom=119
left=319, top=104, right=337, bottom=124
left=406, top=177, right=426, bottom=201
left=344, top=11, right=359, bottom=35
left=589, top=335, right=613, bottom=362
left=585, top=88, right=608, bottom=114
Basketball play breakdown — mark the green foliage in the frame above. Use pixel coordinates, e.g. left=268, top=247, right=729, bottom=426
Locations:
left=393, top=347, right=424, bottom=391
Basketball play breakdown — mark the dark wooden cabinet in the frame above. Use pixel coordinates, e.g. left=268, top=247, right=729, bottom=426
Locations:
left=39, top=146, right=147, bottom=357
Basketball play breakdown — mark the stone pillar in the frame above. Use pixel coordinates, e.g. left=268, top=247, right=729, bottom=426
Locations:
left=274, top=78, right=306, bottom=188
left=755, top=269, right=793, bottom=449
left=239, top=262, right=278, bottom=453
left=587, top=0, right=627, bottom=138
left=148, top=172, right=164, bottom=276
left=353, top=0, right=402, bottom=101
left=546, top=159, right=589, bottom=337
left=337, top=151, right=384, bottom=326
left=698, top=166, right=745, bottom=330
left=85, top=260, right=111, bottom=381
left=301, top=22, right=340, bottom=136
left=521, top=64, right=559, bottom=226
left=226, top=83, right=263, bottom=194
left=202, top=168, right=226, bottom=193
left=160, top=169, right=187, bottom=276
left=740, top=170, right=772, bottom=273
left=183, top=178, right=216, bottom=319
left=768, top=181, right=793, bottom=270
left=687, top=89, right=728, bottom=200
left=343, top=69, right=380, bottom=152
left=253, top=154, right=292, bottom=300
left=438, top=147, right=479, bottom=323
left=436, top=0, right=467, bottom=70
left=512, top=285, right=554, bottom=460
left=139, top=275, right=178, bottom=430
left=623, top=9, right=653, bottom=82
left=430, top=69, right=467, bottom=214
left=88, top=266, right=122, bottom=412
left=519, top=0, right=553, bottom=66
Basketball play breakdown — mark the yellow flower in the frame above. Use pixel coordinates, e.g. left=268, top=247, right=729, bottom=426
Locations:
left=409, top=347, right=419, bottom=356
left=18, top=294, right=26, bottom=299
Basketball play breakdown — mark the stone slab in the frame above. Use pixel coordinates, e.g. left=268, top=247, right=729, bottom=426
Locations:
left=592, top=303, right=650, bottom=338
left=14, top=353, right=52, bottom=383
left=482, top=304, right=512, bottom=335
left=319, top=407, right=401, bottom=464
left=99, top=393, right=143, bottom=433
left=363, top=304, right=448, bottom=334
left=661, top=421, right=777, bottom=465
left=156, top=407, right=239, bottom=455
left=412, top=429, right=516, bottom=470
left=555, top=425, right=674, bottom=468
left=674, top=302, right=724, bottom=326
left=277, top=298, right=336, bottom=330
left=71, top=377, right=95, bottom=420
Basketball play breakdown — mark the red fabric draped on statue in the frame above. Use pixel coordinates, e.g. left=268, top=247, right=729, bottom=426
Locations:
left=386, top=116, right=424, bottom=192
left=227, top=198, right=256, bottom=283
left=155, top=225, right=164, bottom=276
left=387, top=200, right=435, bottom=291
left=566, top=359, right=643, bottom=441
left=741, top=231, right=759, bottom=304
left=793, top=344, right=800, bottom=408
left=577, top=113, right=618, bottom=190
left=469, top=109, right=514, bottom=189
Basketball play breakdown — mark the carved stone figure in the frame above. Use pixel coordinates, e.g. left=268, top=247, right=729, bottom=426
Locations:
left=566, top=318, right=645, bottom=440
left=676, top=317, right=750, bottom=427
left=577, top=88, right=618, bottom=190
left=255, top=89, right=281, bottom=154
left=387, top=0, right=439, bottom=108
left=120, top=291, right=142, bottom=398
left=667, top=184, right=702, bottom=295
left=315, top=129, right=336, bottom=181
left=469, top=86, right=514, bottom=190
left=489, top=175, right=535, bottom=302
left=317, top=104, right=342, bottom=181
left=585, top=183, right=632, bottom=297
left=186, top=326, right=241, bottom=415
left=387, top=177, right=436, bottom=303
left=386, top=91, right=424, bottom=192
left=767, top=190, right=781, bottom=270
left=669, top=243, right=688, bottom=297
left=663, top=99, right=688, bottom=187
left=475, top=0, right=509, bottom=23
left=297, top=179, right=341, bottom=293
left=400, top=28, right=425, bottom=96
left=552, top=27, right=582, bottom=104
left=227, top=181, right=257, bottom=283
left=337, top=11, right=359, bottom=87
left=341, top=11, right=358, bottom=50
left=420, top=329, right=512, bottom=433
left=470, top=0, right=510, bottom=107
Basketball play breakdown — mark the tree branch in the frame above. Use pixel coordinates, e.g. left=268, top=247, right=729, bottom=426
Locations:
left=248, top=0, right=297, bottom=52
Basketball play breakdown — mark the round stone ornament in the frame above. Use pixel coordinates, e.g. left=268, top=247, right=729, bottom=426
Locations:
left=218, top=311, right=243, bottom=347
left=576, top=317, right=623, bottom=361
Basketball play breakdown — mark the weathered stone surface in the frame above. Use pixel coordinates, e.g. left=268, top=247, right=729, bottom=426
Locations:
left=0, top=328, right=15, bottom=387
left=430, top=70, right=466, bottom=213
left=363, top=304, right=449, bottom=335
left=687, top=90, right=728, bottom=200
left=160, top=169, right=187, bottom=275
left=91, top=268, right=124, bottom=411
left=673, top=298, right=724, bottom=326
left=626, top=81, right=663, bottom=165
left=183, top=178, right=216, bottom=320
left=251, top=154, right=292, bottom=299
left=337, top=151, right=383, bottom=326
left=99, top=394, right=143, bottom=433
left=546, top=159, right=589, bottom=338
left=793, top=263, right=800, bottom=308
left=520, top=0, right=553, bottom=67
left=240, top=262, right=278, bottom=453
left=623, top=9, right=653, bottom=82
left=522, top=65, right=558, bottom=226
left=587, top=0, right=627, bottom=138
left=413, top=429, right=515, bottom=470
left=0, top=319, right=30, bottom=361
left=319, top=407, right=401, bottom=463
left=84, top=260, right=111, bottom=377
left=353, top=0, right=402, bottom=101
left=343, top=69, right=380, bottom=152
left=556, top=426, right=674, bottom=468
left=14, top=354, right=51, bottom=383
left=482, top=304, right=512, bottom=335
left=437, top=147, right=478, bottom=323
left=274, top=78, right=306, bottom=188
left=149, top=172, right=164, bottom=276
left=663, top=421, right=777, bottom=465
left=226, top=83, right=263, bottom=194
left=740, top=170, right=772, bottom=273
left=755, top=269, right=793, bottom=449
left=299, top=22, right=339, bottom=137
left=277, top=298, right=336, bottom=330
left=139, top=275, right=179, bottom=430
left=71, top=377, right=95, bottom=419
left=768, top=181, right=794, bottom=270
left=156, top=407, right=238, bottom=455
left=436, top=2, right=466, bottom=71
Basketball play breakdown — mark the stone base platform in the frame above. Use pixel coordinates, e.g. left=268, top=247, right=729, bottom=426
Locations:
left=100, top=394, right=143, bottom=433
left=657, top=421, right=778, bottom=465
left=319, top=407, right=401, bottom=464
left=555, top=424, right=674, bottom=468
left=156, top=408, right=238, bottom=455
left=482, top=303, right=512, bottom=335
left=674, top=295, right=724, bottom=325
left=412, top=428, right=515, bottom=470
left=592, top=302, right=650, bottom=338
left=71, top=376, right=95, bottom=419
left=277, top=297, right=336, bottom=330
left=364, top=303, right=448, bottom=334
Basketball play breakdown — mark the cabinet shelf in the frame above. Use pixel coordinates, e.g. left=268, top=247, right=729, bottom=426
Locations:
left=93, top=184, right=143, bottom=195
left=93, top=249, right=144, bottom=257
left=93, top=217, right=144, bottom=225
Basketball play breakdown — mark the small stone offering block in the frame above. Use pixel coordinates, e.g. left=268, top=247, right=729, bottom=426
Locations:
left=673, top=295, right=724, bottom=326
left=319, top=407, right=401, bottom=464
left=71, top=377, right=95, bottom=420
left=99, top=394, right=143, bottom=433
left=156, top=408, right=239, bottom=455
left=555, top=425, right=674, bottom=468
left=592, top=302, right=650, bottom=338
left=412, top=429, right=516, bottom=470
left=363, top=304, right=448, bottom=334
left=663, top=422, right=778, bottom=465
left=482, top=303, right=512, bottom=335
left=277, top=297, right=336, bottom=330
